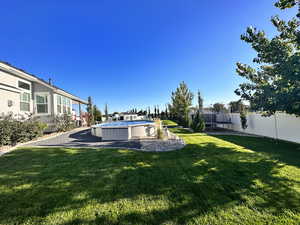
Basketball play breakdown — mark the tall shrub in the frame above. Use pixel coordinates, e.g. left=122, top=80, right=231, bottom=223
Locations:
left=93, top=105, right=102, bottom=122
left=240, top=111, right=248, bottom=130
left=191, top=111, right=206, bottom=132
left=55, top=114, right=75, bottom=132
left=87, top=96, right=94, bottom=126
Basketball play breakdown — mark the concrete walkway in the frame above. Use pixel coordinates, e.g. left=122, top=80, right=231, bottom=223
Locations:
left=23, top=128, right=142, bottom=149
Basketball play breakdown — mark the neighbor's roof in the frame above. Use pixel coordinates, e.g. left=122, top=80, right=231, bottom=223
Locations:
left=0, top=61, right=88, bottom=104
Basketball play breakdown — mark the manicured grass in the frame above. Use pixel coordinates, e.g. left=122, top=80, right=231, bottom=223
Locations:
left=1, top=130, right=300, bottom=224
left=162, top=120, right=178, bottom=126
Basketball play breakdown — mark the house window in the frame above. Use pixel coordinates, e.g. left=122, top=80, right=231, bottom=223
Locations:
left=57, top=95, right=71, bottom=114
left=18, top=81, right=30, bottom=90
left=62, top=96, right=67, bottom=113
left=36, top=94, right=48, bottom=114
left=66, top=98, right=71, bottom=114
left=57, top=95, right=62, bottom=113
left=20, top=92, right=30, bottom=111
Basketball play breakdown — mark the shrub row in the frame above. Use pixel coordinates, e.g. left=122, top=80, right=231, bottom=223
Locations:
left=0, top=119, right=47, bottom=146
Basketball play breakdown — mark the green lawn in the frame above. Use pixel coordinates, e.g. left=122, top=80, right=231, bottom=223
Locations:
left=162, top=120, right=178, bottom=126
left=1, top=130, right=300, bottom=225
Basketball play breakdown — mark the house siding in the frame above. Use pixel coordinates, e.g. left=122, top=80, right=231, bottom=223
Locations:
left=0, top=70, right=34, bottom=116
left=0, top=70, right=18, bottom=87
left=0, top=89, right=20, bottom=116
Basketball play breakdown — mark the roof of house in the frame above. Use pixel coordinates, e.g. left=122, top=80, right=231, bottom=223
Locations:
left=0, top=61, right=88, bottom=104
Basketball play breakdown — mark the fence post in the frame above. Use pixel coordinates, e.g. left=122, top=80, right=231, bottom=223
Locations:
left=274, top=112, right=279, bottom=143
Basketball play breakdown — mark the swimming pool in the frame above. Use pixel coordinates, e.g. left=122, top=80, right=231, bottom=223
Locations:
left=91, top=120, right=156, bottom=141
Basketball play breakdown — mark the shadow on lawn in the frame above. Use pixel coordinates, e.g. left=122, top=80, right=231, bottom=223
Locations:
left=213, top=135, right=300, bottom=169
left=0, top=138, right=300, bottom=224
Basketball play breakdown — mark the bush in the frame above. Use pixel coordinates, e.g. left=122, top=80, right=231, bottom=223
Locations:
left=240, top=111, right=248, bottom=130
left=0, top=119, right=13, bottom=146
left=191, top=111, right=206, bottom=132
left=197, top=118, right=206, bottom=132
left=0, top=117, right=47, bottom=146
left=157, top=128, right=164, bottom=140
left=55, top=114, right=75, bottom=132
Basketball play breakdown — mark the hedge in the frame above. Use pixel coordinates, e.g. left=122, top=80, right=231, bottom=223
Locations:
left=0, top=118, right=47, bottom=146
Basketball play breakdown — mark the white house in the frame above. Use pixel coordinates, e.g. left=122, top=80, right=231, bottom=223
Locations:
left=119, top=112, right=147, bottom=121
left=0, top=62, right=88, bottom=131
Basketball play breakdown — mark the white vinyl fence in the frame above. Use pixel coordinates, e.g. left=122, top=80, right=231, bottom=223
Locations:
left=216, top=112, right=300, bottom=144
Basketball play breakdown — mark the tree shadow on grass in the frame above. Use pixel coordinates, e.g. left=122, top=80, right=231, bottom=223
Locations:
left=0, top=140, right=299, bottom=224
left=212, top=135, right=300, bottom=168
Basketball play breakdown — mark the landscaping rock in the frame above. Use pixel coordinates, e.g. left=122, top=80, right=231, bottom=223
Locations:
left=140, top=139, right=185, bottom=152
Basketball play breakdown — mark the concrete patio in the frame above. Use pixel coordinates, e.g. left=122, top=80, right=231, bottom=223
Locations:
left=23, top=128, right=142, bottom=149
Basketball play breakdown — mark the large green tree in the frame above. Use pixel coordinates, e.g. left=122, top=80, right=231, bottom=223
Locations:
left=275, top=0, right=300, bottom=13
left=229, top=100, right=247, bottom=113
left=169, top=81, right=194, bottom=126
left=212, top=103, right=227, bottom=113
left=235, top=0, right=300, bottom=116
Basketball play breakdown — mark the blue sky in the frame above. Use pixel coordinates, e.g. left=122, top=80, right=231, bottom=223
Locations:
left=0, top=0, right=297, bottom=113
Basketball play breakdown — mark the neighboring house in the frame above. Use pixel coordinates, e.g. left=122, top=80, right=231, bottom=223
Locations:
left=102, top=112, right=148, bottom=122
left=119, top=112, right=147, bottom=121
left=0, top=62, right=88, bottom=131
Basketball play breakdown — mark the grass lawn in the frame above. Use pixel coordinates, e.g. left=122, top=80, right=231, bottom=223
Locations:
left=162, top=120, right=178, bottom=127
left=1, top=130, right=300, bottom=225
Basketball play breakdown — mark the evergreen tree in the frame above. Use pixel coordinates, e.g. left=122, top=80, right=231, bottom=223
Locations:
left=191, top=111, right=206, bottom=132
left=169, top=81, right=194, bottom=126
left=235, top=0, right=300, bottom=116
left=104, top=104, right=109, bottom=120
left=87, top=96, right=94, bottom=126
left=197, top=90, right=203, bottom=111
left=165, top=107, right=168, bottom=119
left=93, top=105, right=102, bottom=122
left=275, top=0, right=300, bottom=15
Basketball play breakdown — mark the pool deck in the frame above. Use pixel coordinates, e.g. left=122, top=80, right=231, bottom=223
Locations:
left=1, top=126, right=185, bottom=155
left=22, top=128, right=142, bottom=149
